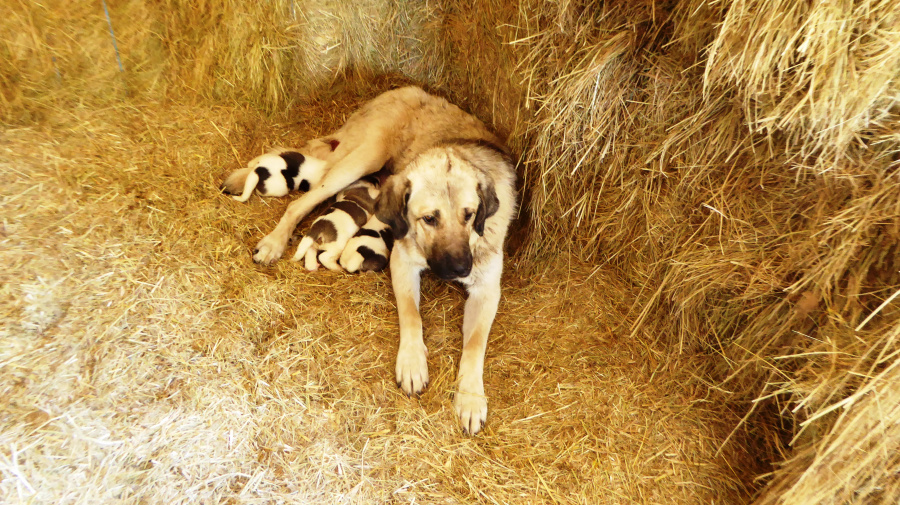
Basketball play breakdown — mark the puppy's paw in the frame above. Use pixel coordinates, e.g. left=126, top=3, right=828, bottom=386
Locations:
left=339, top=253, right=362, bottom=273
left=318, top=253, right=344, bottom=273
left=454, top=388, right=487, bottom=435
left=395, top=343, right=428, bottom=396
left=252, top=233, right=287, bottom=265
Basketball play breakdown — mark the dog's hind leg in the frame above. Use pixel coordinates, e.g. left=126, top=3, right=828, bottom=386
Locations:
left=232, top=169, right=261, bottom=202
left=304, top=247, right=319, bottom=271
left=317, top=247, right=343, bottom=272
left=221, top=166, right=253, bottom=197
left=253, top=141, right=389, bottom=265
left=292, top=236, right=315, bottom=263
left=454, top=254, right=503, bottom=435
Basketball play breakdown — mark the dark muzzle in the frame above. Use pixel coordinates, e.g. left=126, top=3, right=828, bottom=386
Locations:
left=428, top=249, right=473, bottom=280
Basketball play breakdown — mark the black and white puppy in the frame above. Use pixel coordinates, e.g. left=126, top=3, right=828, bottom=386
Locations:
left=339, top=215, right=394, bottom=273
left=223, top=148, right=327, bottom=202
left=292, top=176, right=380, bottom=271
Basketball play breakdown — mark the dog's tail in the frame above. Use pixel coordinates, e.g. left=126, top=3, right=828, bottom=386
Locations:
left=220, top=166, right=253, bottom=200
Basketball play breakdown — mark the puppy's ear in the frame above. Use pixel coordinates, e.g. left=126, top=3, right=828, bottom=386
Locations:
left=474, top=180, right=500, bottom=236
left=375, top=176, right=411, bottom=239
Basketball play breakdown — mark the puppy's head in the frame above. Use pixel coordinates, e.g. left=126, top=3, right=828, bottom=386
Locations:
left=375, top=148, right=499, bottom=280
left=287, top=138, right=339, bottom=190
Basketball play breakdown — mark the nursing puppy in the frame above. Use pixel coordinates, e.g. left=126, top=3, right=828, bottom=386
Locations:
left=230, top=86, right=516, bottom=434
left=292, top=176, right=380, bottom=271
left=221, top=142, right=334, bottom=202
left=339, top=215, right=394, bottom=273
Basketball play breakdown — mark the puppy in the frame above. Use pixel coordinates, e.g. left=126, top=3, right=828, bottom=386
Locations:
left=221, top=145, right=331, bottom=202
left=339, top=215, right=394, bottom=273
left=292, top=176, right=380, bottom=271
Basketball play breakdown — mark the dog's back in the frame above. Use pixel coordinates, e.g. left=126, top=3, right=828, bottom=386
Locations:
left=329, top=87, right=504, bottom=176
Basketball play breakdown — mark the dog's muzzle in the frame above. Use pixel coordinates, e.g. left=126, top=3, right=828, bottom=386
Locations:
left=429, top=250, right=473, bottom=280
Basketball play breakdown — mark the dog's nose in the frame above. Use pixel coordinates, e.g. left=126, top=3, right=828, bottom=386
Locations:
left=429, top=251, right=473, bottom=280
left=448, top=260, right=471, bottom=278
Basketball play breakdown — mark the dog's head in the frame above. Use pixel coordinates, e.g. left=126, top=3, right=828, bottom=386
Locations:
left=375, top=147, right=500, bottom=280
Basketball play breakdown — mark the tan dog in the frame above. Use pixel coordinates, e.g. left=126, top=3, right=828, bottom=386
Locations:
left=224, top=87, right=516, bottom=434
left=375, top=141, right=516, bottom=435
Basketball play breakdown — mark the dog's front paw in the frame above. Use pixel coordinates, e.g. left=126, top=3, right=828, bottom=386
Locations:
left=395, top=342, right=428, bottom=396
left=252, top=233, right=287, bottom=265
left=454, top=386, right=487, bottom=435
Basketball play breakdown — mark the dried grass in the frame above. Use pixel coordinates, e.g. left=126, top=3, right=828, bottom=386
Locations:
left=702, top=0, right=900, bottom=171
left=0, top=100, right=751, bottom=503
left=503, top=1, right=900, bottom=502
left=2, top=0, right=900, bottom=504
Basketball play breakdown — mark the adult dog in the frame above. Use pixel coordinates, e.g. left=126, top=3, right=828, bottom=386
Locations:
left=236, top=86, right=516, bottom=434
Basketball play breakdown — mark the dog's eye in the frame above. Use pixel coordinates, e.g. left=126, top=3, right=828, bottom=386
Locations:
left=464, top=210, right=474, bottom=222
left=422, top=215, right=437, bottom=226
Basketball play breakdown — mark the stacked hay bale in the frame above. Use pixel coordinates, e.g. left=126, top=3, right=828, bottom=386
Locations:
left=3, top=0, right=898, bottom=503
left=507, top=2, right=900, bottom=503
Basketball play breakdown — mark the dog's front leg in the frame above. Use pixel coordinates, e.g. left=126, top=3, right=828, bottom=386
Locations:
left=455, top=255, right=502, bottom=435
left=391, top=244, right=428, bottom=396
left=252, top=186, right=337, bottom=264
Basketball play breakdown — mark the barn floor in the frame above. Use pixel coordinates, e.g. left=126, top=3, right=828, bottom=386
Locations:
left=1, top=97, right=755, bottom=504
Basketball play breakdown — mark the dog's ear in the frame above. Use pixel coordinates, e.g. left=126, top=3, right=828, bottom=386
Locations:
left=474, top=180, right=500, bottom=236
left=375, top=175, right=411, bottom=239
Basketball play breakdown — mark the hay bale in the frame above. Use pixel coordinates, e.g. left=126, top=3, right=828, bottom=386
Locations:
left=0, top=0, right=447, bottom=117
left=504, top=1, right=900, bottom=503
left=702, top=0, right=900, bottom=171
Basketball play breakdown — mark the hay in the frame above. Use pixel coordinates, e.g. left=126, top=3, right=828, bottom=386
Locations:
left=702, top=0, right=900, bottom=171
left=501, top=1, right=900, bottom=502
left=0, top=100, right=751, bottom=502
left=2, top=0, right=900, bottom=503
left=0, top=0, right=445, bottom=117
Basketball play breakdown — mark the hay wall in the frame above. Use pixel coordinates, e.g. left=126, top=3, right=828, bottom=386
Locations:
left=3, top=0, right=900, bottom=503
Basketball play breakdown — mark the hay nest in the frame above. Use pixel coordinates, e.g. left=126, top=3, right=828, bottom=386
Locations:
left=0, top=101, right=750, bottom=502
left=2, top=0, right=899, bottom=503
